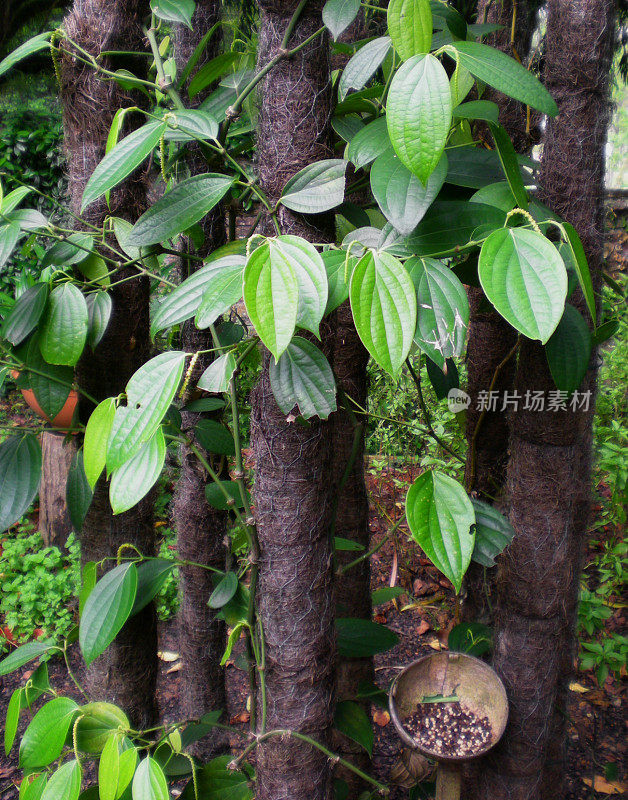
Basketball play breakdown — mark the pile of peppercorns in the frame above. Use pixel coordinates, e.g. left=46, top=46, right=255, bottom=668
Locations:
left=402, top=700, right=493, bottom=758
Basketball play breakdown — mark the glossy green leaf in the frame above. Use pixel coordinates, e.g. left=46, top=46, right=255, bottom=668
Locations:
left=448, top=622, right=492, bottom=657
left=39, top=283, right=88, bottom=366
left=66, top=452, right=93, bottom=533
left=163, top=109, right=219, bottom=142
left=194, top=419, right=235, bottom=456
left=334, top=701, right=374, bottom=756
left=179, top=755, right=252, bottom=800
left=204, top=480, right=250, bottom=511
left=323, top=0, right=361, bottom=39
left=280, top=160, right=347, bottom=214
left=371, top=586, right=404, bottom=605
left=243, top=242, right=297, bottom=360
left=98, top=735, right=120, bottom=800
left=79, top=563, right=138, bottom=666
left=0, top=640, right=56, bottom=677
left=446, top=146, right=516, bottom=189
left=151, top=254, right=245, bottom=336
left=20, top=773, right=47, bottom=800
left=371, top=149, right=447, bottom=236
left=106, top=351, right=186, bottom=471
left=425, top=356, right=458, bottom=400
left=387, top=0, right=432, bottom=60
left=188, top=53, right=240, bottom=99
left=0, top=32, right=52, bottom=79
left=561, top=222, right=596, bottom=325
left=195, top=263, right=243, bottom=329
left=128, top=174, right=234, bottom=247
left=470, top=181, right=517, bottom=212
left=150, top=0, right=195, bottom=28
left=75, top=703, right=129, bottom=754
left=24, top=336, right=73, bottom=420
left=41, top=759, right=81, bottom=800
left=117, top=745, right=138, bottom=798
left=197, top=353, right=237, bottom=393
left=183, top=397, right=225, bottom=412
left=5, top=688, right=23, bottom=756
left=7, top=209, right=48, bottom=231
left=110, top=427, right=166, bottom=514
left=84, top=398, right=116, bottom=490
left=405, top=470, right=475, bottom=593
left=349, top=250, right=416, bottom=376
left=336, top=618, right=399, bottom=657
left=2, top=283, right=49, bottom=346
left=397, top=201, right=505, bottom=258
left=447, top=41, right=558, bottom=116
left=82, top=123, right=165, bottom=211
left=470, top=499, right=515, bottom=568
left=0, top=434, right=41, bottom=533
left=452, top=99, right=499, bottom=124
left=431, top=0, right=466, bottom=38
left=545, top=304, right=592, bottom=395
left=77, top=253, right=109, bottom=287
left=269, top=336, right=337, bottom=420
left=0, top=222, right=20, bottom=267
left=321, top=250, right=352, bottom=315
left=334, top=537, right=364, bottom=552
left=479, top=227, right=567, bottom=343
left=19, top=697, right=79, bottom=769
left=86, top=292, right=112, bottom=349
left=132, top=559, right=175, bottom=615
left=387, top=54, right=452, bottom=183
left=132, top=756, right=169, bottom=800
left=339, top=37, right=392, bottom=101
left=489, top=123, right=528, bottom=209
left=208, top=572, right=238, bottom=609
left=1, top=186, right=31, bottom=214
left=406, top=257, right=468, bottom=368
left=41, top=233, right=94, bottom=269
left=346, top=116, right=390, bottom=170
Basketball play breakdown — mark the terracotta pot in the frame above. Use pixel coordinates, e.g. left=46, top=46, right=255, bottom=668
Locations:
left=10, top=370, right=78, bottom=430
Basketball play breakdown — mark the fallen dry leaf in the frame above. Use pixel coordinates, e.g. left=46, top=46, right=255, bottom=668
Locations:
left=582, top=776, right=626, bottom=794
left=417, top=619, right=430, bottom=636
left=230, top=711, right=250, bottom=724
left=428, top=637, right=442, bottom=651
left=158, top=650, right=180, bottom=662
left=166, top=662, right=181, bottom=674
left=373, top=709, right=390, bottom=727
left=569, top=682, right=589, bottom=693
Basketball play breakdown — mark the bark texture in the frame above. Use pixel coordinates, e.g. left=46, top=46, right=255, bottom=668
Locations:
left=39, top=431, right=76, bottom=549
left=251, top=4, right=336, bottom=799
left=331, top=301, right=373, bottom=791
left=59, top=0, right=157, bottom=726
left=463, top=0, right=537, bottom=622
left=172, top=0, right=229, bottom=759
left=472, top=2, right=615, bottom=797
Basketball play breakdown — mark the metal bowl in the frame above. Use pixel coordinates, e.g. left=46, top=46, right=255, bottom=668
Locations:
left=389, top=651, right=508, bottom=763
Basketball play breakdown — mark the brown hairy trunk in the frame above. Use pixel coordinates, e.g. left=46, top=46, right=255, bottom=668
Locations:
left=171, top=0, right=229, bottom=759
left=535, top=1, right=615, bottom=794
left=39, top=431, right=76, bottom=549
left=463, top=0, right=537, bottom=622
left=251, top=4, right=336, bottom=799
left=331, top=303, right=373, bottom=792
left=59, top=0, right=157, bottom=726
left=471, top=2, right=615, bottom=797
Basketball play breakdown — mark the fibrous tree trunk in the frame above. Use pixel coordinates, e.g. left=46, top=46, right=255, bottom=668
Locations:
left=251, top=4, right=336, bottom=799
left=331, top=305, right=373, bottom=791
left=536, top=1, right=615, bottom=794
left=171, top=0, right=229, bottom=759
left=472, top=2, right=615, bottom=797
left=39, top=431, right=76, bottom=549
left=463, top=0, right=538, bottom=622
left=59, top=0, right=157, bottom=727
